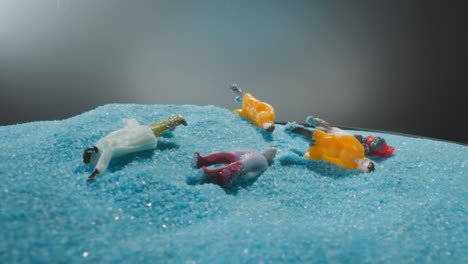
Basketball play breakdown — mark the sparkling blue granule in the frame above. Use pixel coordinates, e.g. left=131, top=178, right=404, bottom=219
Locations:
left=0, top=104, right=466, bottom=263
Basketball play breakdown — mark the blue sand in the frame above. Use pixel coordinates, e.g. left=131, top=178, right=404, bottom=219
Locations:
left=0, top=104, right=466, bottom=263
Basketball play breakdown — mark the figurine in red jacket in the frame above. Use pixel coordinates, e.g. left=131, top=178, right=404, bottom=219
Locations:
left=354, top=135, right=395, bottom=157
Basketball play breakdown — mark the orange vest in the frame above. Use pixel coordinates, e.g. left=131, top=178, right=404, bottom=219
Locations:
left=234, top=93, right=275, bottom=129
left=305, top=130, right=366, bottom=169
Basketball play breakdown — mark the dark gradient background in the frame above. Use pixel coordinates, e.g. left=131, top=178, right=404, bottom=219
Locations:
left=1, top=0, right=466, bottom=143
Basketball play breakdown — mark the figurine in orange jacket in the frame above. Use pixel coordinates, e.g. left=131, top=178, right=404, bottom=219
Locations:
left=305, top=116, right=394, bottom=157
left=230, top=84, right=276, bottom=132
left=286, top=122, right=375, bottom=172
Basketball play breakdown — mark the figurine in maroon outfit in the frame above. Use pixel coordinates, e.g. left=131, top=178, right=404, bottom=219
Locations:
left=191, top=147, right=277, bottom=187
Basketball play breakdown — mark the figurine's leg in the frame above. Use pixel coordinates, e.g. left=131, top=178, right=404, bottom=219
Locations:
left=88, top=149, right=112, bottom=181
left=230, top=84, right=245, bottom=97
left=305, top=116, right=331, bottom=129
left=192, top=152, right=238, bottom=168
left=202, top=161, right=243, bottom=186
left=230, top=84, right=245, bottom=104
left=87, top=169, right=100, bottom=182
left=285, top=122, right=315, bottom=144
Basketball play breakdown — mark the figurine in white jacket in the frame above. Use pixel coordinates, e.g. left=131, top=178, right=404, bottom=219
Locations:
left=83, top=115, right=187, bottom=181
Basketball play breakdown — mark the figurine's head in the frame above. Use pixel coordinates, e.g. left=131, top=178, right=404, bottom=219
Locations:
left=355, top=158, right=375, bottom=173
left=83, top=146, right=99, bottom=164
left=262, top=147, right=277, bottom=163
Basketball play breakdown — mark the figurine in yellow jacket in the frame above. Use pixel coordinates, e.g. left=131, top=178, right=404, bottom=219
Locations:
left=230, top=84, right=276, bottom=132
left=286, top=122, right=375, bottom=172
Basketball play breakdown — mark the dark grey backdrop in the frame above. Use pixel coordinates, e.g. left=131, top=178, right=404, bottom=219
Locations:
left=1, top=0, right=466, bottom=143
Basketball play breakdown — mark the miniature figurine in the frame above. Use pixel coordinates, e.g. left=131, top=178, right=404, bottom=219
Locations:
left=306, top=116, right=394, bottom=157
left=285, top=122, right=375, bottom=172
left=83, top=115, right=187, bottom=181
left=191, top=147, right=277, bottom=187
left=230, top=84, right=276, bottom=132
left=354, top=135, right=395, bottom=157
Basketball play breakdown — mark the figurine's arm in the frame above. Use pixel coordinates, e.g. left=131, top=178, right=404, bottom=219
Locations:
left=321, top=155, right=347, bottom=168
left=233, top=108, right=246, bottom=116
left=242, top=170, right=265, bottom=181
left=123, top=119, right=140, bottom=128
left=149, top=115, right=187, bottom=137
left=237, top=152, right=269, bottom=180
